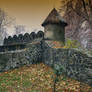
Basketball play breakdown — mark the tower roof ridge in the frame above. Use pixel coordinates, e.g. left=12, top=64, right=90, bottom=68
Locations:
left=42, top=8, right=68, bottom=26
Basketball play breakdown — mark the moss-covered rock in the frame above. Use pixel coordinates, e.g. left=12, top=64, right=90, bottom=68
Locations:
left=42, top=41, right=92, bottom=86
left=0, top=41, right=42, bottom=72
left=0, top=40, right=92, bottom=86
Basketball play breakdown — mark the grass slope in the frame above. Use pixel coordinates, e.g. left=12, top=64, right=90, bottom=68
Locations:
left=0, top=63, right=92, bottom=92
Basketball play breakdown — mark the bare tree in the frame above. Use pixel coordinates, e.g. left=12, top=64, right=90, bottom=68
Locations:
left=59, top=0, right=92, bottom=48
left=0, top=8, right=14, bottom=45
left=60, top=0, right=92, bottom=26
left=14, top=25, right=27, bottom=36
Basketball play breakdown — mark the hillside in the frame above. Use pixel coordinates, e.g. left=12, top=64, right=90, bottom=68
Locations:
left=0, top=63, right=92, bottom=92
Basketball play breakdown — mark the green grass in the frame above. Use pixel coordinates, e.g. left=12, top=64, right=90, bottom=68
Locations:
left=0, top=63, right=92, bottom=92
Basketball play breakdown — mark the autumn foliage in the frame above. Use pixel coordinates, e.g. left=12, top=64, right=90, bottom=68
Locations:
left=0, top=63, right=92, bottom=92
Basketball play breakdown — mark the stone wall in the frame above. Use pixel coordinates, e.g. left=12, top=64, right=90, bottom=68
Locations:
left=44, top=24, right=65, bottom=43
left=3, top=31, right=44, bottom=45
left=0, top=44, right=26, bottom=52
left=0, top=41, right=42, bottom=72
left=0, top=31, right=44, bottom=52
left=42, top=41, right=92, bottom=86
left=0, top=40, right=92, bottom=86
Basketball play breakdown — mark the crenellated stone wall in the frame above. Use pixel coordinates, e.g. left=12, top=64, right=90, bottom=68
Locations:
left=0, top=31, right=44, bottom=52
left=3, top=31, right=44, bottom=46
left=0, top=40, right=92, bottom=86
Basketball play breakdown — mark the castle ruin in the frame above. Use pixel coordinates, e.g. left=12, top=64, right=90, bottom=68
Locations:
left=42, top=8, right=68, bottom=44
left=0, top=8, right=92, bottom=87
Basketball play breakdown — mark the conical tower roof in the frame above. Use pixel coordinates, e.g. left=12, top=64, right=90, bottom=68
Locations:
left=42, top=8, right=68, bottom=26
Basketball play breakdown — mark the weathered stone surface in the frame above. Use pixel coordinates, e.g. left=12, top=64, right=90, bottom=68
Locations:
left=37, top=31, right=44, bottom=39
left=0, top=40, right=92, bottom=86
left=30, top=32, right=37, bottom=39
left=18, top=34, right=24, bottom=43
left=3, top=31, right=44, bottom=46
left=24, top=33, right=30, bottom=42
left=42, top=41, right=92, bottom=86
left=0, top=42, right=42, bottom=72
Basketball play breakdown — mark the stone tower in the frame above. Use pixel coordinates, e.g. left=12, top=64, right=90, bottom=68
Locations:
left=42, top=8, right=68, bottom=44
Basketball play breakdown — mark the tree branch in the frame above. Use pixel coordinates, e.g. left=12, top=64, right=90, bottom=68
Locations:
left=81, top=0, right=89, bottom=20
left=88, top=0, right=92, bottom=15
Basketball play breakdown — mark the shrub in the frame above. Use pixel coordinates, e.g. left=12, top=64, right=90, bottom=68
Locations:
left=64, top=39, right=80, bottom=48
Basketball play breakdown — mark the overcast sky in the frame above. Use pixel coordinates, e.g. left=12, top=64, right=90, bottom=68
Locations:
left=0, top=0, right=61, bottom=32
